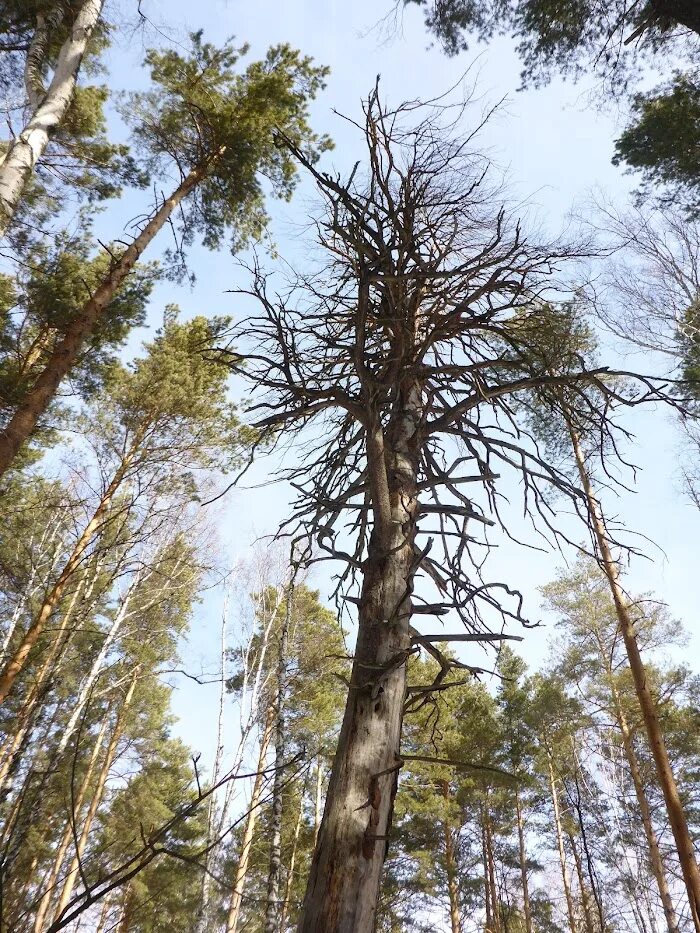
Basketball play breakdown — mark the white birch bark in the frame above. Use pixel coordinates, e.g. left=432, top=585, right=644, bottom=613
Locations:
left=0, top=0, right=105, bottom=239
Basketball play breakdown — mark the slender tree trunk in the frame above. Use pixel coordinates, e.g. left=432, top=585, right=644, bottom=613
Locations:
left=297, top=382, right=420, bottom=933
left=484, top=805, right=500, bottom=933
left=0, top=0, right=104, bottom=239
left=0, top=515, right=68, bottom=662
left=196, top=598, right=229, bottom=933
left=279, top=776, right=308, bottom=932
left=219, top=587, right=285, bottom=834
left=482, top=816, right=493, bottom=933
left=0, top=443, right=138, bottom=703
left=51, top=674, right=137, bottom=925
left=0, top=564, right=94, bottom=790
left=548, top=755, right=578, bottom=933
left=53, top=571, right=142, bottom=764
left=226, top=704, right=276, bottom=933
left=568, top=764, right=606, bottom=933
left=515, top=788, right=533, bottom=933
left=116, top=884, right=134, bottom=933
left=609, top=683, right=679, bottom=933
left=313, top=754, right=324, bottom=849
left=94, top=895, right=112, bottom=933
left=264, top=586, right=292, bottom=933
left=441, top=780, right=462, bottom=933
left=0, top=162, right=208, bottom=476
left=568, top=831, right=596, bottom=933
left=0, top=772, right=38, bottom=927
left=568, top=421, right=700, bottom=929
left=33, top=716, right=110, bottom=933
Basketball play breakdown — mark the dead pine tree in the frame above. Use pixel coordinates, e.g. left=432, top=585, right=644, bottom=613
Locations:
left=220, top=85, right=662, bottom=933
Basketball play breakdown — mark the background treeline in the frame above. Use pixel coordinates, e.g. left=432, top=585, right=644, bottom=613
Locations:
left=1, top=2, right=700, bottom=932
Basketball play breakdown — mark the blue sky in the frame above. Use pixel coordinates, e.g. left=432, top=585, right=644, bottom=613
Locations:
left=95, top=0, right=700, bottom=764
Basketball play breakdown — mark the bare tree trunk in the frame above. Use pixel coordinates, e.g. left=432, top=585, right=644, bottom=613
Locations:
left=568, top=422, right=700, bottom=930
left=279, top=776, right=308, bottom=932
left=264, top=586, right=292, bottom=933
left=219, top=584, right=285, bottom=834
left=0, top=620, right=73, bottom=790
left=297, top=388, right=420, bottom=933
left=33, top=716, right=110, bottom=932
left=441, top=780, right=462, bottom=933
left=515, top=788, right=533, bottom=933
left=226, top=704, right=276, bottom=933
left=52, top=575, right=140, bottom=766
left=0, top=162, right=208, bottom=476
left=51, top=674, right=137, bottom=925
left=1, top=513, right=69, bottom=662
left=548, top=755, right=578, bottom=933
left=0, top=0, right=104, bottom=239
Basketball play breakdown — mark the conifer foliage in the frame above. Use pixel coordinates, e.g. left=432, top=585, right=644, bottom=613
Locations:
left=0, top=4, right=699, bottom=933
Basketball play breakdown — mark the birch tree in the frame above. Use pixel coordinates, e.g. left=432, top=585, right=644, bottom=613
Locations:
left=0, top=0, right=106, bottom=239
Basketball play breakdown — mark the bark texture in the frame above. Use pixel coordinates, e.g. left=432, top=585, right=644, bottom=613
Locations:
left=297, top=381, right=420, bottom=933
left=0, top=0, right=104, bottom=239
left=607, top=659, right=679, bottom=933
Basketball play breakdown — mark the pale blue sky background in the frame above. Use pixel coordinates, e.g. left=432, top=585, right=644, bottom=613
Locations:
left=93, top=0, right=700, bottom=765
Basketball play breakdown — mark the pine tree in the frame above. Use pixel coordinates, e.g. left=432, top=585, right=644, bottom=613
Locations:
left=0, top=34, right=329, bottom=476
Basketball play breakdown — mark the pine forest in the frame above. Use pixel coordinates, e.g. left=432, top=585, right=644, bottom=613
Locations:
left=0, top=1, right=699, bottom=931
